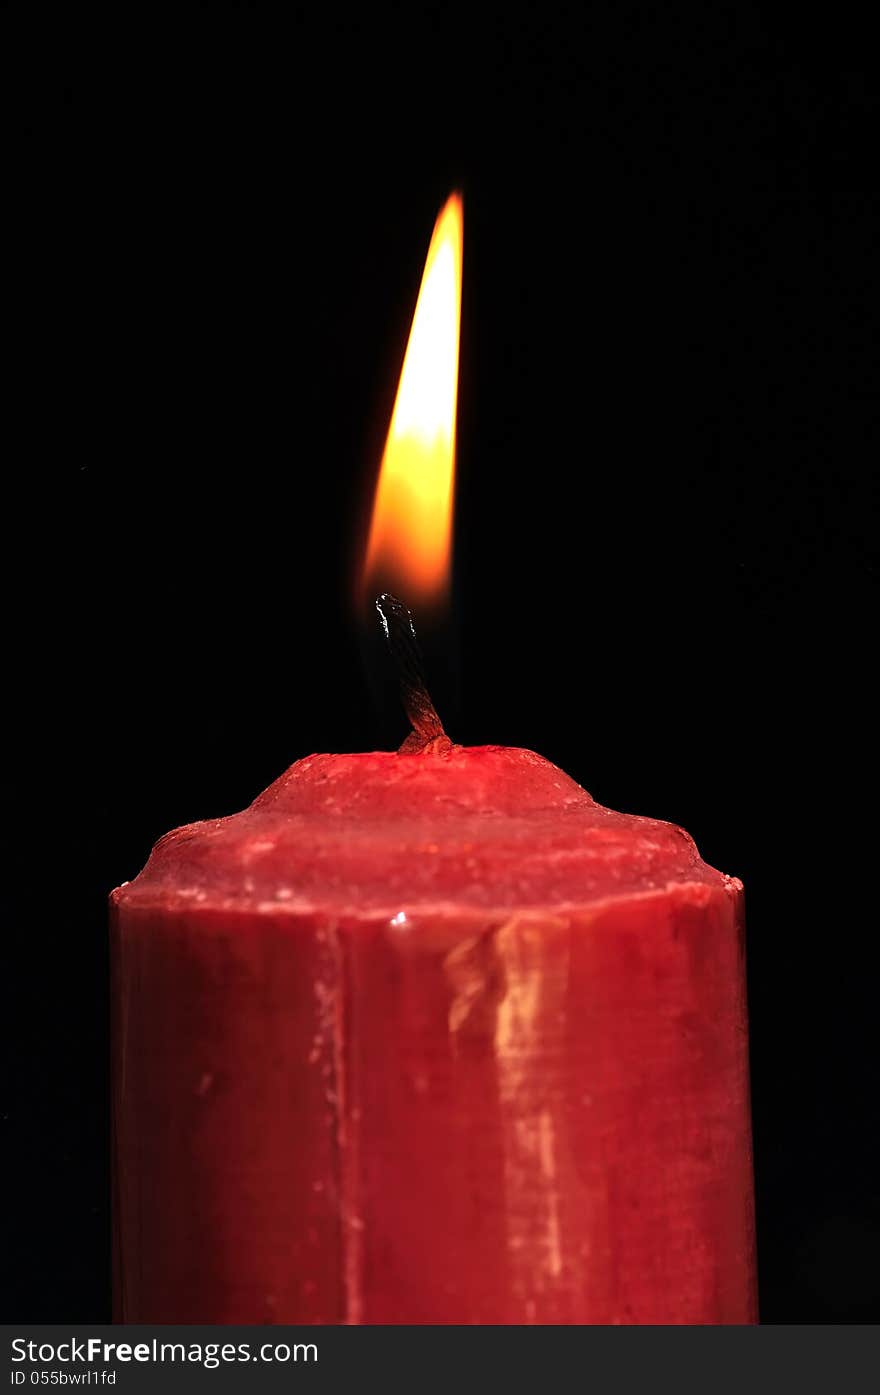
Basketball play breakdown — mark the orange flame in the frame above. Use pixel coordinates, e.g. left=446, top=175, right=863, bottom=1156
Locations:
left=363, top=192, right=463, bottom=610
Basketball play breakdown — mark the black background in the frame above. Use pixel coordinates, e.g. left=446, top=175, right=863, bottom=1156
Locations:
left=3, top=8, right=877, bottom=1322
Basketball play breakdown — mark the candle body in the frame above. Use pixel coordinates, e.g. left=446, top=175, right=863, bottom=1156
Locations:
left=112, top=746, right=756, bottom=1324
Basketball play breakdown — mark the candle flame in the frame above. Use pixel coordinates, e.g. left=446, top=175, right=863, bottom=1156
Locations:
left=363, top=192, right=463, bottom=610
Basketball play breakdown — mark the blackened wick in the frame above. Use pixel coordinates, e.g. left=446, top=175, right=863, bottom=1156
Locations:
left=375, top=593, right=447, bottom=747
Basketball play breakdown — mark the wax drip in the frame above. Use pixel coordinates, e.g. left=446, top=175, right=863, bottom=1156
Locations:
left=375, top=593, right=449, bottom=753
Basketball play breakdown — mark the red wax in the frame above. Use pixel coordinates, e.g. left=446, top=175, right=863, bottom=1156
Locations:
left=111, top=743, right=756, bottom=1324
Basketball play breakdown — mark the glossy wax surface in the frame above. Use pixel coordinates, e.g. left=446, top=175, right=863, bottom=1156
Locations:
left=111, top=744, right=756, bottom=1324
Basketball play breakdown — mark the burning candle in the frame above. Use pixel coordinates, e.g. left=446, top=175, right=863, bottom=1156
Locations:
left=111, top=194, right=756, bottom=1324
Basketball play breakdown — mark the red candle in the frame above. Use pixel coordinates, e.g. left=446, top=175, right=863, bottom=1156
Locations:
left=111, top=194, right=756, bottom=1323
left=111, top=740, right=756, bottom=1323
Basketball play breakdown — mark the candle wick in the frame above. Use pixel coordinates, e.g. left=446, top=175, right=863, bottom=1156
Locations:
left=374, top=593, right=448, bottom=752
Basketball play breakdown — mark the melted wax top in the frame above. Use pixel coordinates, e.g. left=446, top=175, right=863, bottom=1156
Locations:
left=114, top=745, right=737, bottom=917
